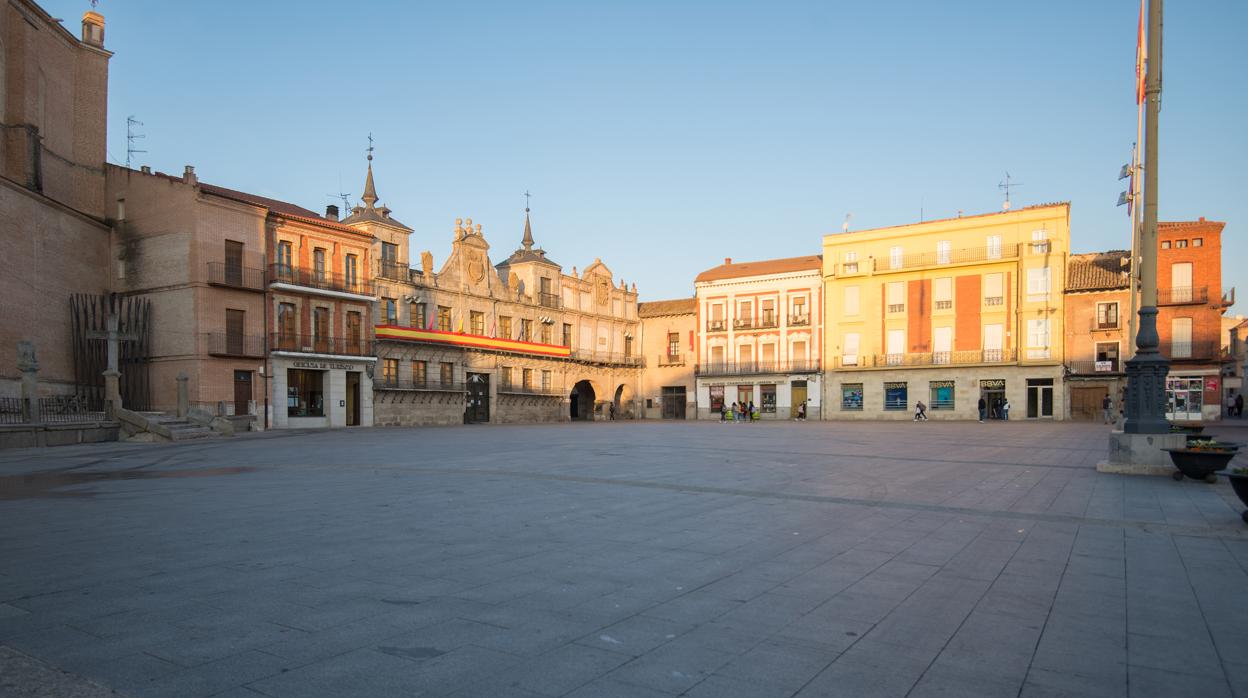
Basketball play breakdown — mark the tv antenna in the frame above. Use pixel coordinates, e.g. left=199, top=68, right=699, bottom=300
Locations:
left=126, top=115, right=146, bottom=168
left=998, top=172, right=1022, bottom=211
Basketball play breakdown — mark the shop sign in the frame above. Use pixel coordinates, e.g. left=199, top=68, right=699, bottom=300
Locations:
left=292, top=360, right=352, bottom=371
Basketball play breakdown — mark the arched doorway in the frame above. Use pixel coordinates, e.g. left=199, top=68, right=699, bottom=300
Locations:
left=613, top=384, right=635, bottom=420
left=570, top=380, right=595, bottom=421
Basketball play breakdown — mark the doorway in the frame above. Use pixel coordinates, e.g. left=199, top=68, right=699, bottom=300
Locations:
left=345, top=371, right=361, bottom=426
left=233, top=370, right=252, bottom=416
left=1027, top=378, right=1054, bottom=419
left=790, top=380, right=807, bottom=418
left=465, top=373, right=490, bottom=423
left=661, top=386, right=686, bottom=419
left=570, top=380, right=595, bottom=421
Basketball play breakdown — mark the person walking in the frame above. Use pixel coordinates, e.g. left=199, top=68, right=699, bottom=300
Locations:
left=977, top=396, right=986, bottom=423
left=1236, top=393, right=1244, bottom=417
left=1002, top=398, right=1011, bottom=421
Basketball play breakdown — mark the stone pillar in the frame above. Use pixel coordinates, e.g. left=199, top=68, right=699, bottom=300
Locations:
left=17, top=341, right=39, bottom=423
left=103, top=369, right=121, bottom=419
left=176, top=372, right=189, bottom=418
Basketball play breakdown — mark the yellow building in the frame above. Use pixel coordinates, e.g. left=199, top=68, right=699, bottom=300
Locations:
left=822, top=203, right=1069, bottom=420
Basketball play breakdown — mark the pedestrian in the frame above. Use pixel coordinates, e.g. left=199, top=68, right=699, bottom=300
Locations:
left=1002, top=398, right=1011, bottom=421
left=1236, top=393, right=1244, bottom=417
left=1102, top=394, right=1113, bottom=424
left=977, top=396, right=986, bottom=423
left=914, top=400, right=928, bottom=421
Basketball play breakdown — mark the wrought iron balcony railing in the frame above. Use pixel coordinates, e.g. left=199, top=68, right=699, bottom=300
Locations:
left=269, top=264, right=372, bottom=297
left=207, top=262, right=265, bottom=291
left=270, top=333, right=373, bottom=356
left=207, top=332, right=265, bottom=358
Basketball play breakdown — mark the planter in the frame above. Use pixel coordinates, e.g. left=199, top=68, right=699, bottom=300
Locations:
left=1228, top=473, right=1248, bottom=524
left=1164, top=447, right=1239, bottom=483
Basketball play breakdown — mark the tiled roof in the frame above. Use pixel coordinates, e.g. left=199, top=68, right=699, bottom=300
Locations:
left=695, top=255, right=823, bottom=283
left=639, top=298, right=697, bottom=317
left=1067, top=251, right=1131, bottom=292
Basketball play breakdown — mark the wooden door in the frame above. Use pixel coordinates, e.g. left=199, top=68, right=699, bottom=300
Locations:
left=233, top=370, right=251, bottom=416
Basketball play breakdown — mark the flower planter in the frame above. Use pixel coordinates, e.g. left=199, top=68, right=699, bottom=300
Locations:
left=1164, top=447, right=1238, bottom=483
left=1228, top=473, right=1248, bottom=524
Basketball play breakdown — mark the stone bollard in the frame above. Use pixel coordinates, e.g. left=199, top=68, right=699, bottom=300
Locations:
left=176, top=372, right=189, bottom=418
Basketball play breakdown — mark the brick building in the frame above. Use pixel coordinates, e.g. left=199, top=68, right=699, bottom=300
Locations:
left=638, top=298, right=696, bottom=419
left=0, top=4, right=110, bottom=397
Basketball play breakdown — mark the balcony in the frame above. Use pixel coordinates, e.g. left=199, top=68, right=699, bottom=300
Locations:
left=707, top=319, right=727, bottom=332
left=269, top=264, right=372, bottom=297
left=1067, top=359, right=1122, bottom=375
left=376, top=259, right=410, bottom=282
left=207, top=332, right=265, bottom=358
left=789, top=314, right=810, bottom=327
left=1161, top=341, right=1220, bottom=361
left=270, top=333, right=373, bottom=357
left=657, top=353, right=685, bottom=367
left=1157, top=286, right=1208, bottom=306
left=695, top=359, right=820, bottom=377
left=375, top=379, right=465, bottom=392
left=833, top=349, right=1016, bottom=369
left=538, top=292, right=561, bottom=309
left=207, top=262, right=265, bottom=291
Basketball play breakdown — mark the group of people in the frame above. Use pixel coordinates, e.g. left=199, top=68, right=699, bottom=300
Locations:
left=1229, top=393, right=1245, bottom=417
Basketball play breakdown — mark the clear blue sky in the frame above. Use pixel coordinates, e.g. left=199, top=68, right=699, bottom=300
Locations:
left=56, top=0, right=1246, bottom=308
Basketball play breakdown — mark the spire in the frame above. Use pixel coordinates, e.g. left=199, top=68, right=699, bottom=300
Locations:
left=521, top=190, right=534, bottom=251
left=361, top=133, right=378, bottom=209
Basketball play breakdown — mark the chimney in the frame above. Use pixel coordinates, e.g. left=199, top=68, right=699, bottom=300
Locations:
left=81, top=11, right=104, bottom=47
left=724, top=257, right=732, bottom=265
left=325, top=204, right=339, bottom=220
left=183, top=165, right=197, bottom=185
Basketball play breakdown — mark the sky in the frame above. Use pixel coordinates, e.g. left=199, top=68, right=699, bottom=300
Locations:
left=51, top=0, right=1246, bottom=308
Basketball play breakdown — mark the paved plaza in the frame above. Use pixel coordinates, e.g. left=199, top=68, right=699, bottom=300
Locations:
left=1, top=420, right=1247, bottom=697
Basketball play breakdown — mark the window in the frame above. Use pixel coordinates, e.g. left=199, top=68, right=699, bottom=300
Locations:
left=541, top=323, right=552, bottom=344
left=842, top=333, right=860, bottom=367
left=1027, top=319, right=1051, bottom=359
left=313, top=307, right=329, bottom=350
left=709, top=385, right=725, bottom=412
left=984, top=324, right=1004, bottom=361
left=843, top=251, right=859, bottom=273
left=383, top=297, right=397, bottom=324
left=382, top=358, right=398, bottom=386
left=313, top=248, right=327, bottom=283
left=411, top=302, right=427, bottom=329
left=277, top=302, right=297, bottom=349
left=1161, top=240, right=1171, bottom=249
left=437, top=306, right=452, bottom=332
left=930, top=381, right=955, bottom=410
left=987, top=235, right=1002, bottom=259
left=887, top=281, right=905, bottom=313
left=1096, top=302, right=1119, bottom=329
left=287, top=369, right=324, bottom=417
left=412, top=360, right=427, bottom=387
left=936, top=241, right=951, bottom=264
left=760, top=384, right=776, bottom=413
left=499, top=366, right=512, bottom=388
left=276, top=240, right=293, bottom=274
left=933, top=326, right=952, bottom=364
left=1026, top=267, right=1051, bottom=302
left=886, top=329, right=905, bottom=364
left=667, top=332, right=680, bottom=358
left=520, top=319, right=532, bottom=342
left=1171, top=262, right=1193, bottom=302
left=345, top=254, right=358, bottom=291
left=844, top=286, right=860, bottom=316
left=439, top=362, right=454, bottom=386
left=984, top=273, right=1004, bottom=306
left=1175, top=239, right=1188, bottom=249
left=522, top=368, right=533, bottom=389
left=470, top=311, right=485, bottom=336
left=884, top=382, right=908, bottom=410
left=889, top=246, right=903, bottom=270
left=381, top=242, right=398, bottom=262
left=499, top=315, right=512, bottom=339
left=841, top=384, right=863, bottom=410
left=563, top=323, right=573, bottom=347
left=346, top=312, right=362, bottom=353
left=541, top=370, right=551, bottom=391
left=1193, top=238, right=1203, bottom=247
left=1171, top=317, right=1192, bottom=358
left=934, top=277, right=952, bottom=310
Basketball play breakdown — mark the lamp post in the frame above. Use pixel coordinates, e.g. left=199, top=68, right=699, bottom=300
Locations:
left=1123, top=0, right=1169, bottom=434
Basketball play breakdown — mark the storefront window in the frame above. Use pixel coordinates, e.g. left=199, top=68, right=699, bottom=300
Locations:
left=841, top=384, right=863, bottom=410
left=287, top=369, right=324, bottom=417
left=884, top=382, right=908, bottom=411
left=709, top=385, right=724, bottom=412
left=930, top=381, right=955, bottom=410
left=760, top=384, right=776, bottom=413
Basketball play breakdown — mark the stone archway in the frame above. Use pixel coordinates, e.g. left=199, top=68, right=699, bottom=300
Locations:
left=613, top=383, right=635, bottom=420
left=570, top=380, right=596, bottom=421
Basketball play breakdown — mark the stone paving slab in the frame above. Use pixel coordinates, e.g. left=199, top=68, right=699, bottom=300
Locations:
left=1, top=420, right=1246, bottom=696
